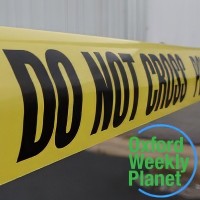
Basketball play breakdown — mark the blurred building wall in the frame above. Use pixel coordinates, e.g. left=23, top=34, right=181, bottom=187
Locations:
left=0, top=0, right=199, bottom=47
left=0, top=0, right=146, bottom=40
left=145, top=0, right=200, bottom=47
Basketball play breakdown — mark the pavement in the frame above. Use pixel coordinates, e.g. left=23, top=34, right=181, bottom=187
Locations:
left=0, top=151, right=191, bottom=200
left=0, top=103, right=199, bottom=200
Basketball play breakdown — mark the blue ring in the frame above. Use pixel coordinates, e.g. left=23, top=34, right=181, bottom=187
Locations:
left=136, top=123, right=198, bottom=198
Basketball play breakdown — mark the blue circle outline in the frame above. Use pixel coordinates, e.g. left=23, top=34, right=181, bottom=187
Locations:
left=136, top=123, right=198, bottom=198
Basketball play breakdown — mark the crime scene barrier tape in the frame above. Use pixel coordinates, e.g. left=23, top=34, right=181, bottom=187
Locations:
left=0, top=27, right=199, bottom=185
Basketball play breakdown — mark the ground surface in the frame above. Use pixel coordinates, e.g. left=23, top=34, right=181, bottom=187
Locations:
left=0, top=152, right=191, bottom=200
left=0, top=103, right=199, bottom=200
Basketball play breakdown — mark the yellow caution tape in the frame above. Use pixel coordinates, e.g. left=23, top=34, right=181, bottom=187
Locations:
left=0, top=27, right=199, bottom=184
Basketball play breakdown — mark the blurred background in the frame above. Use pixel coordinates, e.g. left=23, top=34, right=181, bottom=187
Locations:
left=0, top=0, right=200, bottom=47
left=0, top=0, right=199, bottom=200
